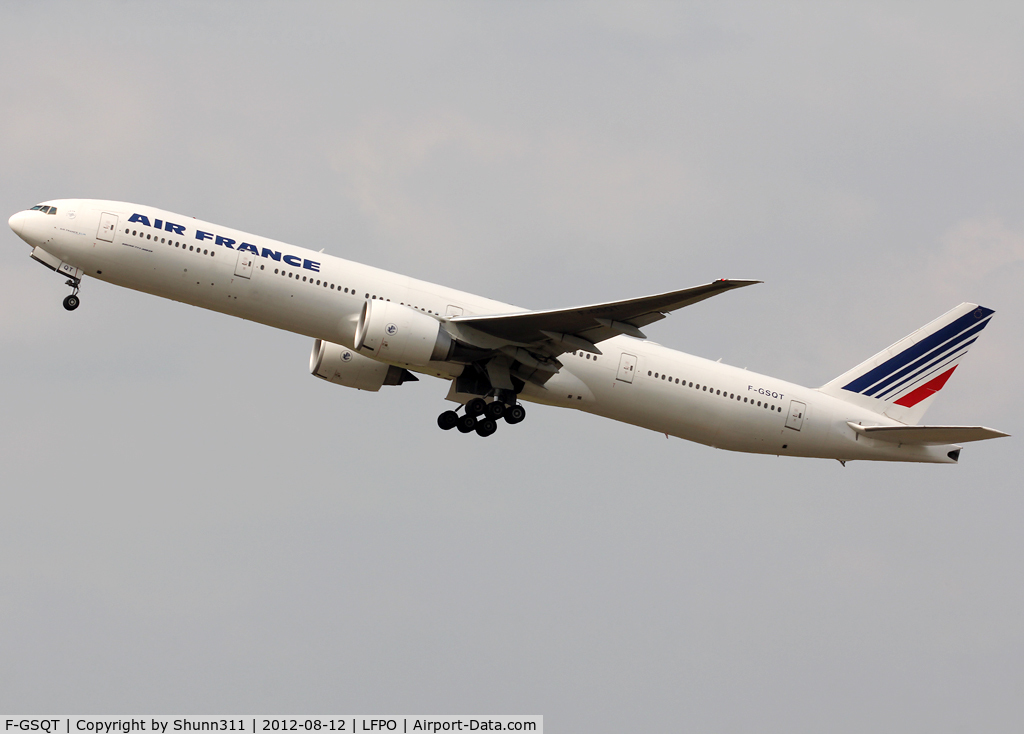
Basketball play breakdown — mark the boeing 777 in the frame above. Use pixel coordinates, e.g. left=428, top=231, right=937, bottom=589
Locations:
left=8, top=199, right=1008, bottom=464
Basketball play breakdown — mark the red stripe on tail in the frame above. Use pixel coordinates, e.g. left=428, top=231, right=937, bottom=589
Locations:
left=893, top=366, right=958, bottom=408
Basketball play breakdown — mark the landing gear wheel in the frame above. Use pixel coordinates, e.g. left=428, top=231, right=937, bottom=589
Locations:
left=485, top=401, right=506, bottom=420
left=504, top=404, right=526, bottom=425
left=457, top=414, right=478, bottom=433
left=465, top=398, right=487, bottom=417
left=437, top=410, right=459, bottom=430
left=63, top=294, right=80, bottom=311
left=475, top=418, right=498, bottom=437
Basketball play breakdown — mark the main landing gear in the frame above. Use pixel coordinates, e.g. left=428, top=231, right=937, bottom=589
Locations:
left=436, top=397, right=526, bottom=438
left=63, top=276, right=81, bottom=311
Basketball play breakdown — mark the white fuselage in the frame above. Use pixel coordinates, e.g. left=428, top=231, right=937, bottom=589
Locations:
left=10, top=199, right=960, bottom=463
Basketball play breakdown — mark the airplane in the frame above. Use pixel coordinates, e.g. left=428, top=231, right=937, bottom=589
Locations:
left=8, top=199, right=1008, bottom=464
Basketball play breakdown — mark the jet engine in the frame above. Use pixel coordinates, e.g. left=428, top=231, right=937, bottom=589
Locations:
left=310, top=338, right=418, bottom=391
left=354, top=299, right=454, bottom=365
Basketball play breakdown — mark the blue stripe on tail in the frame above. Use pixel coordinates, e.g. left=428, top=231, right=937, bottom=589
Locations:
left=842, top=307, right=993, bottom=395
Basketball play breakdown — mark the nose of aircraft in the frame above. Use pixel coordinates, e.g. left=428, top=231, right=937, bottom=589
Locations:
left=9, top=210, right=27, bottom=237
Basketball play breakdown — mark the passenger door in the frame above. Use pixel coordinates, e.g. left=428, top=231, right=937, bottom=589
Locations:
left=616, top=353, right=637, bottom=383
left=785, top=400, right=806, bottom=431
left=96, top=212, right=118, bottom=242
left=234, top=251, right=255, bottom=279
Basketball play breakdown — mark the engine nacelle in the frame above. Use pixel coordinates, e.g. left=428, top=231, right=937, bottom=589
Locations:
left=310, top=338, right=417, bottom=391
left=354, top=299, right=454, bottom=366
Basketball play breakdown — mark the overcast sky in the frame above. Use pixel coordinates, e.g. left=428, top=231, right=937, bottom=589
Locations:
left=1, top=2, right=1022, bottom=731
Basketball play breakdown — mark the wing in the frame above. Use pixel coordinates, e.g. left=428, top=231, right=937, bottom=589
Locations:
left=449, top=279, right=760, bottom=354
left=847, top=423, right=1009, bottom=445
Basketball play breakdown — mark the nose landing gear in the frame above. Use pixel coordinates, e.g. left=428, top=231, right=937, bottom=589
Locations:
left=63, top=277, right=81, bottom=311
left=436, top=397, right=527, bottom=437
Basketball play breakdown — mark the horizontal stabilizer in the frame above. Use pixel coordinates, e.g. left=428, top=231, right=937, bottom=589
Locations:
left=846, top=423, right=1009, bottom=445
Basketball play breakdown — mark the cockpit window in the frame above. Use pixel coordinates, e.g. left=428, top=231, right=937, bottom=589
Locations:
left=30, top=205, right=43, bottom=211
left=28, top=205, right=56, bottom=214
left=46, top=207, right=56, bottom=215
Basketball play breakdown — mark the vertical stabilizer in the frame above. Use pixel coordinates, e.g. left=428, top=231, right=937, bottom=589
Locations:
left=818, top=303, right=994, bottom=424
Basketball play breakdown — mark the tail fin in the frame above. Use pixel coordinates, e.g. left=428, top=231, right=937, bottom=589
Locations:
left=819, top=303, right=995, bottom=424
